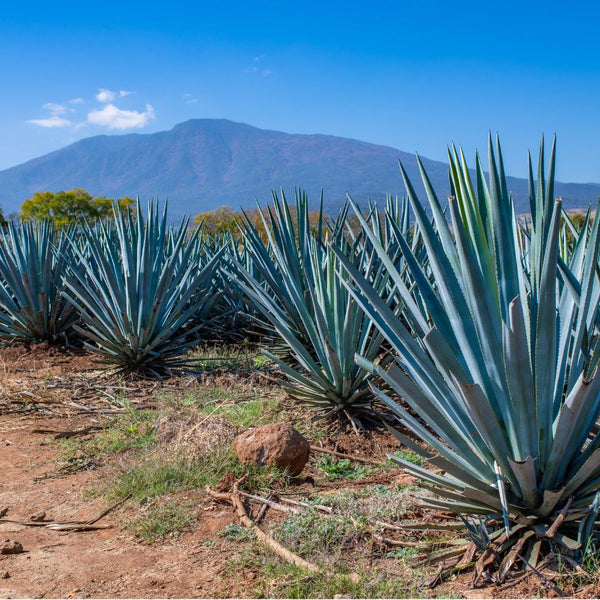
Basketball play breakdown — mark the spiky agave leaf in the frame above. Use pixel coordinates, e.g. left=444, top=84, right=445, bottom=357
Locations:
left=62, top=203, right=223, bottom=376
left=334, top=136, right=600, bottom=568
left=232, top=190, right=418, bottom=424
left=0, top=221, right=78, bottom=344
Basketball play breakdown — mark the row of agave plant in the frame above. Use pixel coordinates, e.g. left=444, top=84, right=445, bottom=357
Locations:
left=0, top=205, right=228, bottom=376
left=1, top=136, right=600, bottom=572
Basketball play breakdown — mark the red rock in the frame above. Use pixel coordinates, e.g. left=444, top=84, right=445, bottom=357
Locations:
left=1, top=540, right=23, bottom=555
left=233, top=423, right=310, bottom=476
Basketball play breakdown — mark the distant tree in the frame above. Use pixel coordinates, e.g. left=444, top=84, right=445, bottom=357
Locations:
left=192, top=204, right=329, bottom=241
left=0, top=204, right=6, bottom=228
left=192, top=206, right=240, bottom=237
left=20, top=188, right=136, bottom=227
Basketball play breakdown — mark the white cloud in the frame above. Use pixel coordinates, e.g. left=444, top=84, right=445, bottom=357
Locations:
left=243, top=55, right=274, bottom=77
left=69, top=97, right=84, bottom=104
left=27, top=102, right=72, bottom=127
left=96, top=88, right=134, bottom=102
left=96, top=88, right=116, bottom=102
left=43, top=102, right=68, bottom=115
left=27, top=116, right=72, bottom=128
left=87, top=103, right=155, bottom=130
left=184, top=93, right=199, bottom=105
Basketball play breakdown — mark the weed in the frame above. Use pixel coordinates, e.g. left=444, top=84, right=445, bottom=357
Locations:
left=105, top=446, right=289, bottom=501
left=307, top=485, right=419, bottom=524
left=316, top=456, right=371, bottom=480
left=387, top=449, right=427, bottom=468
left=161, top=385, right=280, bottom=429
left=127, top=499, right=197, bottom=542
left=189, top=343, right=272, bottom=373
left=273, top=510, right=365, bottom=563
left=386, top=547, right=420, bottom=560
left=218, top=523, right=256, bottom=542
left=245, top=553, right=421, bottom=598
left=58, top=408, right=156, bottom=472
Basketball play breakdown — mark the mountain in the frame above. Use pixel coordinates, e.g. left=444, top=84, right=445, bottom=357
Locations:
left=0, top=119, right=599, bottom=219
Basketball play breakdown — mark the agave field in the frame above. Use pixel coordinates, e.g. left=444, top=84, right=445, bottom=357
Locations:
left=2, top=136, right=600, bottom=594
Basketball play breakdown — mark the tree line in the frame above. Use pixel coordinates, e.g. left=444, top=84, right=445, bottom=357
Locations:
left=0, top=189, right=136, bottom=228
left=0, top=190, right=328, bottom=236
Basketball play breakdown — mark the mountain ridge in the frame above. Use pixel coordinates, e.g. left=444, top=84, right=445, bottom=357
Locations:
left=1, top=119, right=599, bottom=219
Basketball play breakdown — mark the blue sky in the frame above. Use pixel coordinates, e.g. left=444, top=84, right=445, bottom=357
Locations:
left=2, top=0, right=600, bottom=182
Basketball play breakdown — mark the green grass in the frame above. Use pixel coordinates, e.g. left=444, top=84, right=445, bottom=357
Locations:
left=188, top=342, right=272, bottom=373
left=226, top=545, right=422, bottom=598
left=161, top=385, right=280, bottom=429
left=218, top=523, right=256, bottom=542
left=273, top=509, right=365, bottom=559
left=57, top=408, right=157, bottom=475
left=105, top=446, right=290, bottom=501
left=386, top=547, right=420, bottom=560
left=127, top=499, right=198, bottom=542
left=270, top=484, right=419, bottom=567
left=316, top=455, right=372, bottom=480
left=387, top=448, right=428, bottom=468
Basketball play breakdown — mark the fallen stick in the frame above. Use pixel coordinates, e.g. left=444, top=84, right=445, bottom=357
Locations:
left=279, top=497, right=332, bottom=514
left=254, top=493, right=272, bottom=524
left=86, top=495, right=131, bottom=525
left=206, top=482, right=321, bottom=574
left=309, top=445, right=381, bottom=465
left=45, top=523, right=112, bottom=531
left=237, top=491, right=299, bottom=515
left=0, top=519, right=111, bottom=531
left=375, top=519, right=404, bottom=531
left=31, top=426, right=103, bottom=439
left=231, top=481, right=321, bottom=573
left=517, top=554, right=568, bottom=598
left=372, top=533, right=422, bottom=547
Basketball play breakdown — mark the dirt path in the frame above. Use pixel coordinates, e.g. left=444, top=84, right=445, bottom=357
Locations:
left=0, top=413, right=245, bottom=599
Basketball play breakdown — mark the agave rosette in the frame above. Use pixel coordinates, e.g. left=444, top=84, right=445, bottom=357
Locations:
left=334, top=137, right=600, bottom=563
left=231, top=191, right=411, bottom=424
left=62, top=204, right=223, bottom=375
left=0, top=221, right=78, bottom=343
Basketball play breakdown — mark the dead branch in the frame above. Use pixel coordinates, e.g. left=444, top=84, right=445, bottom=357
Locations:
left=517, top=554, right=568, bottom=597
left=254, top=493, right=272, bottom=524
left=372, top=533, right=422, bottom=548
left=309, top=444, right=382, bottom=465
left=206, top=481, right=321, bottom=573
left=237, top=491, right=299, bottom=514
left=31, top=426, right=103, bottom=439
left=278, top=497, right=332, bottom=513
left=86, top=495, right=131, bottom=525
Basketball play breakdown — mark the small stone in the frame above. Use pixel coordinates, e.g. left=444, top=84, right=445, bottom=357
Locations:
left=1, top=571, right=9, bottom=579
left=30, top=510, right=46, bottom=522
left=1, top=540, right=23, bottom=554
left=233, top=423, right=310, bottom=476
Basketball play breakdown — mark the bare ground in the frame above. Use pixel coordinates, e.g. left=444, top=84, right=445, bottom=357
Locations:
left=1, top=344, right=600, bottom=599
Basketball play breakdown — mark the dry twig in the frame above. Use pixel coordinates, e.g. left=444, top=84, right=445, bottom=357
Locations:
left=309, top=444, right=381, bottom=465
left=206, top=481, right=321, bottom=573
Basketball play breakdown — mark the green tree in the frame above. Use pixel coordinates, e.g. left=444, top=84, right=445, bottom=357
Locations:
left=192, top=205, right=239, bottom=236
left=0, top=204, right=6, bottom=228
left=20, top=188, right=136, bottom=227
left=192, top=204, right=329, bottom=241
